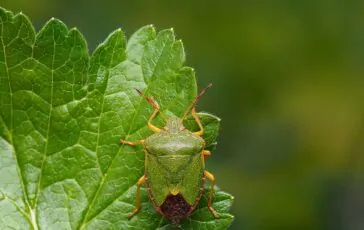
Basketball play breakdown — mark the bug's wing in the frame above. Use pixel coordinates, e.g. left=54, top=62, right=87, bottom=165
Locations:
left=179, top=154, right=204, bottom=205
left=145, top=154, right=170, bottom=207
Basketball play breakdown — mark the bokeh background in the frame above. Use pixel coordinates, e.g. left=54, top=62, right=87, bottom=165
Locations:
left=2, top=1, right=364, bottom=229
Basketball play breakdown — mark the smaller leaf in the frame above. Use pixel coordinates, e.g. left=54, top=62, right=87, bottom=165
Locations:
left=184, top=112, right=221, bottom=151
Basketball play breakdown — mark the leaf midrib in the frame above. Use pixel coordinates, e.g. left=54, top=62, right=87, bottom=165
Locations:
left=32, top=23, right=56, bottom=223
left=79, top=38, right=122, bottom=228
left=78, top=67, right=148, bottom=230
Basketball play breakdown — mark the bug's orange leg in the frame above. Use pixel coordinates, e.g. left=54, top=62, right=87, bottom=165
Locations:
left=135, top=89, right=161, bottom=133
left=120, top=139, right=144, bottom=146
left=128, top=175, right=146, bottom=219
left=147, top=98, right=161, bottom=133
left=202, top=150, right=211, bottom=160
left=204, top=170, right=219, bottom=218
left=192, top=107, right=204, bottom=136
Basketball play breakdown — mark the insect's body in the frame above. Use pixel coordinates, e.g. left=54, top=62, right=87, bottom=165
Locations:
left=121, top=84, right=218, bottom=225
left=144, top=117, right=205, bottom=224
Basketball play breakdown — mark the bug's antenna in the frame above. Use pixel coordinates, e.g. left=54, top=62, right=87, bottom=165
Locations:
left=134, top=88, right=167, bottom=121
left=180, top=83, right=212, bottom=122
left=135, top=88, right=152, bottom=104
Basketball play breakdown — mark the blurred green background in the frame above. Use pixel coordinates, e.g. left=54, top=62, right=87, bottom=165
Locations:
left=3, top=1, right=364, bottom=229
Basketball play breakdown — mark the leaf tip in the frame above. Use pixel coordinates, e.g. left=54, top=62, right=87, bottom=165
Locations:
left=229, top=195, right=235, bottom=201
left=44, top=16, right=66, bottom=28
left=69, top=27, right=85, bottom=40
left=175, top=39, right=184, bottom=47
left=111, top=28, right=124, bottom=36
left=168, top=27, right=175, bottom=36
left=144, top=24, right=156, bottom=33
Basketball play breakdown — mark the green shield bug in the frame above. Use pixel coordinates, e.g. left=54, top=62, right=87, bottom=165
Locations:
left=121, top=84, right=218, bottom=225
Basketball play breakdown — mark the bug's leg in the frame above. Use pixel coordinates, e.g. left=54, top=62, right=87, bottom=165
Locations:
left=202, top=150, right=211, bottom=160
left=135, top=89, right=161, bottom=133
left=120, top=139, right=144, bottom=146
left=128, top=175, right=146, bottom=219
left=147, top=97, right=161, bottom=133
left=204, top=170, right=219, bottom=218
left=192, top=107, right=204, bottom=136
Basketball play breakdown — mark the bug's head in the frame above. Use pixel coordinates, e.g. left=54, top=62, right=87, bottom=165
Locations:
left=179, top=83, right=212, bottom=124
left=164, top=115, right=184, bottom=133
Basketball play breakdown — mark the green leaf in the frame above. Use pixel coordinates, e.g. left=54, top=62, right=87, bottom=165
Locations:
left=0, top=7, right=234, bottom=230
